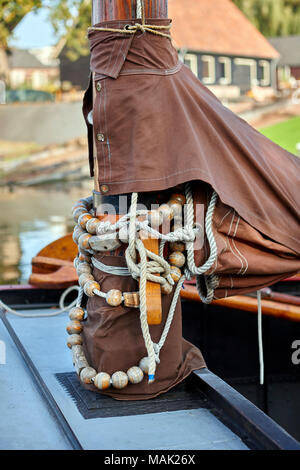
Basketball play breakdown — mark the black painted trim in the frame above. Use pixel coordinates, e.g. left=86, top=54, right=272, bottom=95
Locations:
left=192, top=369, right=300, bottom=450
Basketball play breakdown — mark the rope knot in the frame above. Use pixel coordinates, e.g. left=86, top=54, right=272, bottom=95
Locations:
left=133, top=23, right=146, bottom=33
left=153, top=343, right=161, bottom=364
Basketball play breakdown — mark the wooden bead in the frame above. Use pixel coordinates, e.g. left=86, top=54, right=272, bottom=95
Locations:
left=161, top=282, right=173, bottom=294
left=78, top=213, right=93, bottom=229
left=72, top=226, right=85, bottom=243
left=147, top=210, right=163, bottom=227
left=67, top=334, right=82, bottom=349
left=77, top=262, right=92, bottom=275
left=86, top=218, right=100, bottom=234
left=127, top=366, right=144, bottom=384
left=78, top=197, right=91, bottom=205
left=168, top=201, right=182, bottom=217
left=78, top=252, right=91, bottom=263
left=72, top=344, right=89, bottom=374
left=168, top=251, right=186, bottom=268
left=173, top=215, right=183, bottom=231
left=73, top=208, right=86, bottom=222
left=78, top=273, right=94, bottom=288
left=72, top=204, right=86, bottom=214
left=69, top=307, right=85, bottom=321
left=80, top=367, right=97, bottom=384
left=170, top=193, right=186, bottom=205
left=106, top=289, right=123, bottom=306
left=89, top=235, right=121, bottom=252
left=78, top=233, right=92, bottom=251
left=118, top=225, right=129, bottom=243
left=139, top=357, right=149, bottom=374
left=111, top=371, right=128, bottom=389
left=158, top=203, right=174, bottom=221
left=123, top=291, right=140, bottom=308
left=170, top=266, right=182, bottom=283
left=83, top=280, right=100, bottom=297
left=66, top=320, right=83, bottom=335
left=94, top=372, right=111, bottom=390
left=169, top=241, right=185, bottom=252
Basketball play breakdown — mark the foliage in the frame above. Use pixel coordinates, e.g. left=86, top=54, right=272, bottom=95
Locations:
left=233, top=0, right=300, bottom=37
left=0, top=0, right=91, bottom=60
left=0, top=0, right=42, bottom=48
left=49, top=0, right=91, bottom=60
left=260, top=116, right=300, bottom=155
left=3, top=1, right=300, bottom=62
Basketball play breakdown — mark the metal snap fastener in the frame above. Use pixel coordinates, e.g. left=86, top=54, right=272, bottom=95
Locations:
left=100, top=184, right=109, bottom=193
left=97, top=133, right=105, bottom=142
left=96, top=82, right=102, bottom=92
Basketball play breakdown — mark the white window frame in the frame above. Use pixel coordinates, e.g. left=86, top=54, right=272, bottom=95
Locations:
left=201, top=55, right=215, bottom=84
left=184, top=53, right=198, bottom=77
left=234, top=58, right=258, bottom=86
left=259, top=60, right=271, bottom=86
left=218, top=57, right=232, bottom=84
left=278, top=65, right=291, bottom=82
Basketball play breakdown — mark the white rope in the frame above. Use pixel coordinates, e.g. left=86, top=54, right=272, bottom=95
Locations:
left=185, top=183, right=218, bottom=275
left=91, top=257, right=131, bottom=276
left=92, top=183, right=219, bottom=308
left=257, top=290, right=264, bottom=385
left=184, top=183, right=219, bottom=303
left=136, top=238, right=157, bottom=383
left=96, top=212, right=197, bottom=244
left=157, top=275, right=186, bottom=352
left=136, top=0, right=143, bottom=18
left=0, top=285, right=80, bottom=318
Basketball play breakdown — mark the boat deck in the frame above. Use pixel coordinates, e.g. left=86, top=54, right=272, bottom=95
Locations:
left=0, top=308, right=249, bottom=450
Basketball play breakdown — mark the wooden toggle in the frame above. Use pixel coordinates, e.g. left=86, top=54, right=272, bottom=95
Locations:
left=141, top=236, right=162, bottom=325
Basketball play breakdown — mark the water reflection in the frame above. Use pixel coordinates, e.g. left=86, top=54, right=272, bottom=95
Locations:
left=0, top=180, right=93, bottom=285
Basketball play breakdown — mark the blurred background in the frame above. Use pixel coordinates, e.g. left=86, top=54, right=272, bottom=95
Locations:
left=0, top=0, right=299, bottom=286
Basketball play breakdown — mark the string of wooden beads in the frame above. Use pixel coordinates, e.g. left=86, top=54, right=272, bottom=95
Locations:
left=71, top=193, right=187, bottom=306
left=69, top=193, right=188, bottom=390
left=66, top=307, right=146, bottom=390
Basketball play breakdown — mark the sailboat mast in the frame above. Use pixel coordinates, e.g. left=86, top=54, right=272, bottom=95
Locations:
left=92, top=0, right=168, bottom=23
left=91, top=0, right=168, bottom=198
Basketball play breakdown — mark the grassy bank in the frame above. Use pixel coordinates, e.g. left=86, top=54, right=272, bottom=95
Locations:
left=259, top=116, right=300, bottom=155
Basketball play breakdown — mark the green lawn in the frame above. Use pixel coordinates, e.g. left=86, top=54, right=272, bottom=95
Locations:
left=259, top=116, right=300, bottom=156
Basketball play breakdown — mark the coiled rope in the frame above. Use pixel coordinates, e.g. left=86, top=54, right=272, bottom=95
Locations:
left=0, top=285, right=81, bottom=318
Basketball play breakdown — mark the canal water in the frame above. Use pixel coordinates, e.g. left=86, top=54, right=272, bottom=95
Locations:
left=0, top=180, right=93, bottom=285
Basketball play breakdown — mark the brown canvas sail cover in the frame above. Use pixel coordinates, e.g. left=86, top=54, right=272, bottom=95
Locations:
left=80, top=18, right=299, bottom=400
left=82, top=252, right=205, bottom=400
left=83, top=18, right=300, bottom=295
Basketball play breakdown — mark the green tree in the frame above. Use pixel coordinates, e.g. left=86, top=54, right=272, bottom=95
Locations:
left=49, top=0, right=91, bottom=60
left=0, top=0, right=91, bottom=60
left=0, top=0, right=42, bottom=48
left=233, top=0, right=300, bottom=37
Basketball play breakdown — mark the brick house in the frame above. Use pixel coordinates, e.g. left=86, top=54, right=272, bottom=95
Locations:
left=59, top=0, right=280, bottom=99
left=268, top=36, right=300, bottom=82
left=7, top=48, right=59, bottom=90
left=169, top=0, right=280, bottom=100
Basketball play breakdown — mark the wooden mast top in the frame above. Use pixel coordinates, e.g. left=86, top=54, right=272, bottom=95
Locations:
left=92, top=0, right=168, bottom=24
left=91, top=1, right=168, bottom=325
